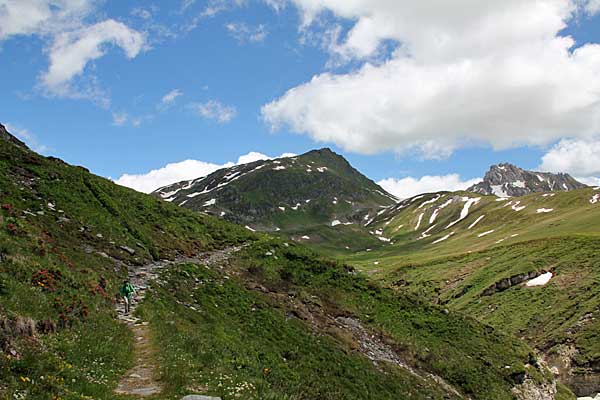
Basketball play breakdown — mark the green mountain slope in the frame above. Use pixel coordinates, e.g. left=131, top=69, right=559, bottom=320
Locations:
left=0, top=123, right=570, bottom=399
left=342, top=189, right=600, bottom=396
left=152, top=148, right=397, bottom=253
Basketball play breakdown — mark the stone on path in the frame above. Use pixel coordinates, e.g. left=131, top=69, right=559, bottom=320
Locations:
left=182, top=396, right=222, bottom=400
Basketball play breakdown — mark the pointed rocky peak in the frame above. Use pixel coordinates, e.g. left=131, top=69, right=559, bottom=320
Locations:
left=468, top=163, right=586, bottom=197
left=0, top=124, right=29, bottom=150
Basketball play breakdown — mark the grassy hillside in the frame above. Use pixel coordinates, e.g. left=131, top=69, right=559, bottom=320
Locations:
left=341, top=189, right=600, bottom=396
left=0, top=127, right=251, bottom=399
left=138, top=238, right=574, bottom=399
left=373, top=237, right=600, bottom=397
left=346, top=188, right=600, bottom=267
left=0, top=125, right=570, bottom=399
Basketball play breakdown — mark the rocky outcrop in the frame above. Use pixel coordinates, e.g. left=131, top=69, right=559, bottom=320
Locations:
left=468, top=163, right=586, bottom=197
left=511, top=378, right=557, bottom=400
left=481, top=270, right=549, bottom=296
left=0, top=124, right=28, bottom=150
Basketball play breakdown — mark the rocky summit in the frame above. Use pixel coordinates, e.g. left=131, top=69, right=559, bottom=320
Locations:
left=467, top=163, right=586, bottom=197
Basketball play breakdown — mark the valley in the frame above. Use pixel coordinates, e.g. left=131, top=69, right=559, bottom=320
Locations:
left=0, top=123, right=597, bottom=399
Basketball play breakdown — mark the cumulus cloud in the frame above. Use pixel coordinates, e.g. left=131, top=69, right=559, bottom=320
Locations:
left=263, top=0, right=600, bottom=158
left=115, top=151, right=296, bottom=193
left=0, top=0, right=92, bottom=41
left=189, top=100, right=237, bottom=123
left=0, top=1, right=146, bottom=104
left=586, top=0, right=600, bottom=14
left=539, top=138, right=600, bottom=179
left=225, top=22, right=268, bottom=43
left=378, top=174, right=481, bottom=199
left=40, top=20, right=145, bottom=96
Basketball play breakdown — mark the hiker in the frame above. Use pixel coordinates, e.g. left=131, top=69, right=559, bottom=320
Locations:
left=119, top=280, right=136, bottom=313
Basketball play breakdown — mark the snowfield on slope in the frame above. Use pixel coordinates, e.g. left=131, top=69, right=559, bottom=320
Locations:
left=526, top=272, right=553, bottom=287
left=536, top=208, right=553, bottom=213
left=446, top=197, right=480, bottom=229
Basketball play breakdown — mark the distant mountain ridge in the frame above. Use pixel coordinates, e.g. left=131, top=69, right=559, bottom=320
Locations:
left=468, top=163, right=586, bottom=197
left=153, top=148, right=397, bottom=236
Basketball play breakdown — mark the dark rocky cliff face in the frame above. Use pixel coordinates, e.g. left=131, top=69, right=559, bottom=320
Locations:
left=0, top=124, right=28, bottom=150
left=468, top=163, right=586, bottom=197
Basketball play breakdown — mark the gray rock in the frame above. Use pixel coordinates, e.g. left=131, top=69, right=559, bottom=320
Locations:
left=468, top=163, right=586, bottom=197
left=182, top=396, right=222, bottom=400
left=119, top=245, right=136, bottom=255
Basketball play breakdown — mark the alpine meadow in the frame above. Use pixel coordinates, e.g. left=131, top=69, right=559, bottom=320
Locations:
left=2, top=1, right=600, bottom=400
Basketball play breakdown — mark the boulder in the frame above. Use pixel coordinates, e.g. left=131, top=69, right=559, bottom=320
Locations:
left=119, top=246, right=136, bottom=255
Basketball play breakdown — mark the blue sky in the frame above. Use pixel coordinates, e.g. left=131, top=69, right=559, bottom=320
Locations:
left=2, top=0, right=600, bottom=197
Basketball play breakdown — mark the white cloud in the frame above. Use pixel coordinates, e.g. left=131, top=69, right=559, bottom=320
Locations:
left=539, top=138, right=600, bottom=179
left=378, top=174, right=481, bottom=199
left=40, top=19, right=146, bottom=96
left=586, top=0, right=600, bottom=14
left=115, top=151, right=296, bottom=193
left=225, top=22, right=268, bottom=43
left=263, top=0, right=600, bottom=158
left=161, top=89, right=183, bottom=105
left=577, top=176, right=600, bottom=186
left=190, top=100, right=237, bottom=123
left=5, top=123, right=49, bottom=154
left=0, top=0, right=93, bottom=41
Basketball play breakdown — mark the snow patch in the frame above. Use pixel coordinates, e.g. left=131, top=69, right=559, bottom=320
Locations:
left=273, top=166, right=286, bottom=171
left=245, top=226, right=256, bottom=232
left=316, top=167, right=328, bottom=172
left=378, top=236, right=391, bottom=242
left=331, top=220, right=341, bottom=227
left=536, top=208, right=554, bottom=213
left=511, top=201, right=526, bottom=212
left=512, top=180, right=526, bottom=188
left=415, top=212, right=424, bottom=230
left=526, top=272, right=553, bottom=287
left=468, top=215, right=485, bottom=230
left=590, top=194, right=600, bottom=204
left=446, top=197, right=481, bottom=228
left=278, top=206, right=286, bottom=211
left=419, top=224, right=437, bottom=239
left=541, top=193, right=556, bottom=197
left=491, top=184, right=509, bottom=197
left=203, top=198, right=216, bottom=206
left=429, top=198, right=453, bottom=224
left=433, top=231, right=454, bottom=244
left=301, top=235, right=310, bottom=240
left=478, top=230, right=495, bottom=237
left=418, top=195, right=441, bottom=209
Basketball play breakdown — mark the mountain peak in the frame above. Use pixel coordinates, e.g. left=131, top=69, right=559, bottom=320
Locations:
left=152, top=147, right=397, bottom=233
left=468, top=162, right=586, bottom=197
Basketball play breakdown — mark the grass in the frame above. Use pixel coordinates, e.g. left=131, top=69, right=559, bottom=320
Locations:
left=0, top=131, right=576, bottom=399
left=0, top=137, right=252, bottom=399
left=136, top=237, right=566, bottom=399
